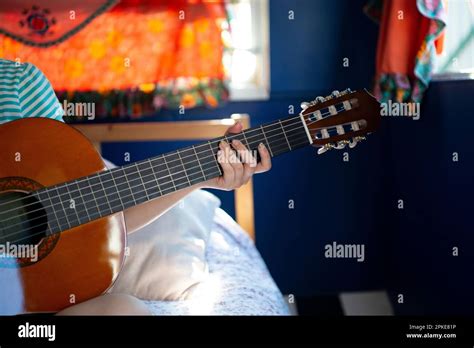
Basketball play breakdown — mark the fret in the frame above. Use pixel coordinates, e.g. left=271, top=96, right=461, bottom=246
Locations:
left=136, top=160, right=161, bottom=200
left=87, top=175, right=113, bottom=217
left=122, top=165, right=148, bottom=205
left=260, top=123, right=290, bottom=156
left=176, top=150, right=191, bottom=186
left=99, top=171, right=123, bottom=212
left=227, top=131, right=259, bottom=165
left=57, top=184, right=82, bottom=227
left=164, top=152, right=189, bottom=191
left=192, top=146, right=207, bottom=181
left=209, top=140, right=222, bottom=176
left=240, top=127, right=260, bottom=149
left=47, top=187, right=71, bottom=230
left=248, top=127, right=265, bottom=149
left=151, top=156, right=175, bottom=195
left=278, top=119, right=292, bottom=151
left=66, top=181, right=90, bottom=225
left=224, top=134, right=236, bottom=147
left=284, top=118, right=311, bottom=150
left=112, top=168, right=135, bottom=209
left=35, top=190, right=60, bottom=234
left=147, top=158, right=163, bottom=197
left=243, top=127, right=273, bottom=157
left=97, top=174, right=114, bottom=213
left=135, top=162, right=150, bottom=201
left=228, top=132, right=246, bottom=147
left=199, top=141, right=222, bottom=178
left=180, top=147, right=206, bottom=185
left=77, top=177, right=101, bottom=220
left=240, top=131, right=251, bottom=149
left=260, top=125, right=273, bottom=157
left=161, top=155, right=177, bottom=192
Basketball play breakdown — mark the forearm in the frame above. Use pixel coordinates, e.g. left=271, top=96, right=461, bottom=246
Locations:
left=123, top=183, right=203, bottom=234
left=120, top=127, right=271, bottom=234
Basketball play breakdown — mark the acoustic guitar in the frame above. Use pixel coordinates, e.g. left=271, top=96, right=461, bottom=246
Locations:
left=0, top=89, right=380, bottom=314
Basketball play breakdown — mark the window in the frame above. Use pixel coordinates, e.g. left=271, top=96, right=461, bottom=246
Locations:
left=433, top=0, right=474, bottom=79
left=224, top=0, right=270, bottom=100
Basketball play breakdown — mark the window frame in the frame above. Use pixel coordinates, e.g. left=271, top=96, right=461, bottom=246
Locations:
left=431, top=72, right=474, bottom=82
left=227, top=0, right=270, bottom=101
left=431, top=0, right=474, bottom=81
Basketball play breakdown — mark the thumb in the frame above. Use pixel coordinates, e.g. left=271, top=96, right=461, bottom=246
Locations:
left=225, top=121, right=243, bottom=135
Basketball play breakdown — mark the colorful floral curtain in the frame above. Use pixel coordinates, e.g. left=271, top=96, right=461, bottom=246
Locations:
left=0, top=0, right=119, bottom=47
left=0, top=0, right=229, bottom=118
left=365, top=0, right=447, bottom=103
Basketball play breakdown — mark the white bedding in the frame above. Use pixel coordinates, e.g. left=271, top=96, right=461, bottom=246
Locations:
left=143, top=208, right=291, bottom=315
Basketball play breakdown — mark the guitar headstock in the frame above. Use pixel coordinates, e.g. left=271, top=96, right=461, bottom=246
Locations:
left=300, top=89, right=381, bottom=154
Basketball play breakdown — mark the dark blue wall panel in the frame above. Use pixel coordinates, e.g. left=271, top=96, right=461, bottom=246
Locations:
left=384, top=80, right=474, bottom=315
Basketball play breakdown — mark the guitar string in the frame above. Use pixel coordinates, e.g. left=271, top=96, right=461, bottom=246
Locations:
left=0, top=100, right=350, bottom=212
left=1, top=101, right=357, bottom=237
left=0, top=115, right=308, bottom=218
left=0, top=118, right=311, bottom=229
left=5, top=98, right=362, bottom=243
left=2, top=104, right=358, bottom=236
left=1, top=131, right=311, bottom=235
left=1, top=100, right=355, bottom=229
left=0, top=113, right=309, bottom=211
left=9, top=139, right=315, bottom=245
left=5, top=136, right=312, bottom=245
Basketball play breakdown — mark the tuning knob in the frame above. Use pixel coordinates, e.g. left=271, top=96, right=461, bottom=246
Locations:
left=300, top=101, right=310, bottom=110
left=334, top=140, right=349, bottom=149
left=348, top=136, right=366, bottom=149
left=317, top=143, right=334, bottom=155
left=331, top=90, right=340, bottom=98
left=315, top=96, right=325, bottom=103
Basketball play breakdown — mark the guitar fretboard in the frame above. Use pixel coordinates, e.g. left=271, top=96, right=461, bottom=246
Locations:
left=32, top=115, right=311, bottom=235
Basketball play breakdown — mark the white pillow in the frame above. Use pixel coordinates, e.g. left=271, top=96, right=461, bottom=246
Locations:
left=102, top=159, right=220, bottom=300
left=109, top=189, right=220, bottom=300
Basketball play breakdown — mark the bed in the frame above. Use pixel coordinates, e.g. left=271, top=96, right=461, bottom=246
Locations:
left=72, top=115, right=291, bottom=315
left=144, top=206, right=290, bottom=315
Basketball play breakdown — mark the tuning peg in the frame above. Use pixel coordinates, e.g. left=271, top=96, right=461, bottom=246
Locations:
left=317, top=143, right=334, bottom=155
left=348, top=136, right=366, bottom=149
left=331, top=90, right=340, bottom=98
left=315, top=96, right=325, bottom=103
left=300, top=96, right=325, bottom=110
left=300, top=101, right=310, bottom=110
left=341, top=88, right=352, bottom=95
left=334, top=140, right=349, bottom=149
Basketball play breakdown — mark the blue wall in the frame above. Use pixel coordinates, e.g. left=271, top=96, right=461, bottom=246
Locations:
left=385, top=80, right=474, bottom=315
left=100, top=0, right=474, bottom=314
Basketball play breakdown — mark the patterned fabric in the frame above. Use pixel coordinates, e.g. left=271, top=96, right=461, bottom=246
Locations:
left=144, top=208, right=291, bottom=315
left=0, top=59, right=64, bottom=124
left=0, top=0, right=230, bottom=118
left=365, top=0, right=447, bottom=102
left=0, top=0, right=118, bottom=47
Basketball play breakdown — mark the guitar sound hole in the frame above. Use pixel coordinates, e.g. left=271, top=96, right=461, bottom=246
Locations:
left=0, top=191, right=48, bottom=248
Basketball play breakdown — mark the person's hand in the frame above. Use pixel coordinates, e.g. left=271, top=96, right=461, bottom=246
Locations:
left=200, top=121, right=272, bottom=191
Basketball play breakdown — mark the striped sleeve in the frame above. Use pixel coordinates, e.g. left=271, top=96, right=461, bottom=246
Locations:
left=18, top=63, right=64, bottom=121
left=0, top=61, right=23, bottom=122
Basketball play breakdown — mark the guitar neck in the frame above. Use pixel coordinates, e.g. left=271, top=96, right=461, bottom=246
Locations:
left=33, top=115, right=312, bottom=235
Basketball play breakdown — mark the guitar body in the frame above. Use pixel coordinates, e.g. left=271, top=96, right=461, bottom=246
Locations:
left=0, top=118, right=126, bottom=315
